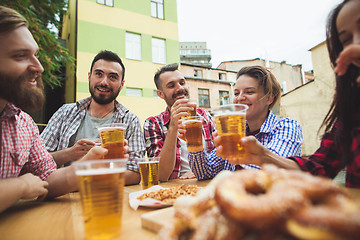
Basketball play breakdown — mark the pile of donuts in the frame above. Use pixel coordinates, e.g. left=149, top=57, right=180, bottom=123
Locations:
left=159, top=165, right=360, bottom=240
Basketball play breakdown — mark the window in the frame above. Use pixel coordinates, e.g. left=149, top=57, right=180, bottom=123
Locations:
left=153, top=90, right=159, bottom=98
left=219, top=91, right=230, bottom=105
left=194, top=70, right=202, bottom=78
left=126, top=88, right=143, bottom=97
left=151, top=0, right=164, bottom=19
left=126, top=32, right=141, bottom=60
left=198, top=89, right=210, bottom=107
left=281, top=81, right=287, bottom=93
left=152, top=37, right=166, bottom=64
left=219, top=73, right=226, bottom=80
left=97, top=0, right=113, bottom=7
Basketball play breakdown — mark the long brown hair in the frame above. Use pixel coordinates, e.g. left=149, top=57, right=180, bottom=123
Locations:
left=322, top=0, right=360, bottom=166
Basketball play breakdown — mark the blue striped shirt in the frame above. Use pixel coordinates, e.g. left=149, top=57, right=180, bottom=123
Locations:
left=189, top=111, right=303, bottom=180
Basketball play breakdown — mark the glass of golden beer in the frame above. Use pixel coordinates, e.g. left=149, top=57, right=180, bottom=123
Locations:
left=138, top=157, right=160, bottom=190
left=187, top=98, right=198, bottom=116
left=73, top=158, right=127, bottom=240
left=182, top=116, right=203, bottom=152
left=98, top=123, right=126, bottom=159
left=212, top=104, right=248, bottom=161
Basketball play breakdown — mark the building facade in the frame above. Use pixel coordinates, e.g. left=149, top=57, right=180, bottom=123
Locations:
left=180, top=42, right=212, bottom=68
left=280, top=41, right=335, bottom=156
left=62, top=0, right=179, bottom=124
left=218, top=58, right=304, bottom=94
left=180, top=63, right=237, bottom=113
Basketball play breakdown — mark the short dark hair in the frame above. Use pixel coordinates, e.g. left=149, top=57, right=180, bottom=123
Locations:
left=236, top=65, right=281, bottom=109
left=0, top=6, right=27, bottom=34
left=90, top=50, right=125, bottom=81
left=154, top=63, right=179, bottom=89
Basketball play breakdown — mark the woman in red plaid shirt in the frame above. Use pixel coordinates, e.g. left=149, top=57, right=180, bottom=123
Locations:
left=218, top=0, right=360, bottom=188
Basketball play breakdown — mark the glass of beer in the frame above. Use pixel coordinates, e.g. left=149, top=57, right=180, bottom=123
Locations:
left=98, top=123, right=126, bottom=159
left=73, top=158, right=128, bottom=240
left=182, top=116, right=203, bottom=152
left=187, top=98, right=197, bottom=116
left=138, top=157, right=160, bottom=190
left=212, top=104, right=248, bottom=161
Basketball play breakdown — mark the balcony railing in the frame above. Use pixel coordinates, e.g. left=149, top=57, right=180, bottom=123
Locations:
left=180, top=49, right=211, bottom=56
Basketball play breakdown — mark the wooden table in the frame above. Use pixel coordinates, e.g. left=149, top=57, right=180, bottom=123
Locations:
left=0, top=179, right=209, bottom=240
left=1, top=179, right=360, bottom=240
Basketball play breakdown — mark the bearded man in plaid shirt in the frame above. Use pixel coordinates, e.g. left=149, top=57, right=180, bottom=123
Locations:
left=144, top=64, right=216, bottom=181
left=0, top=6, right=107, bottom=213
left=40, top=50, right=145, bottom=185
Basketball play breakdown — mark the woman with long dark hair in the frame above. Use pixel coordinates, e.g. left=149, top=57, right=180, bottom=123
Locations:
left=228, top=0, right=360, bottom=188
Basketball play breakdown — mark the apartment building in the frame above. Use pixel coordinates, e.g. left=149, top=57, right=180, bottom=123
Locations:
left=180, top=63, right=237, bottom=113
left=218, top=58, right=304, bottom=94
left=280, top=41, right=335, bottom=156
left=62, top=0, right=179, bottom=124
left=180, top=42, right=212, bottom=68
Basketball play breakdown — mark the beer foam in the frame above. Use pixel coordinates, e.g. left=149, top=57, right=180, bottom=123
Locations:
left=76, top=168, right=125, bottom=176
left=98, top=126, right=125, bottom=131
left=138, top=161, right=159, bottom=165
left=183, top=119, right=201, bottom=124
left=214, top=112, right=246, bottom=117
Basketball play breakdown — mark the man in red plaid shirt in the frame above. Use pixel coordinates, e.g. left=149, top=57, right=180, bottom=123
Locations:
left=144, top=64, right=215, bottom=181
left=0, top=6, right=107, bottom=213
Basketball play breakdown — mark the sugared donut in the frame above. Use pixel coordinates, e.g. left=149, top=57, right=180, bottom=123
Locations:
left=214, top=169, right=306, bottom=229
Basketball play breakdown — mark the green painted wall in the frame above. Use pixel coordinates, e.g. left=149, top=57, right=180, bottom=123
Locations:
left=77, top=21, right=126, bottom=56
left=77, top=20, right=180, bottom=68
left=86, top=0, right=178, bottom=22
left=65, top=0, right=179, bottom=123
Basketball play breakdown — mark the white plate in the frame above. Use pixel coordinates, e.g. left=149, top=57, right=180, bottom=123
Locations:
left=129, top=185, right=172, bottom=210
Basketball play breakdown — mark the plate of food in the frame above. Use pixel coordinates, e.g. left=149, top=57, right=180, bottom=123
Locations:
left=129, top=184, right=202, bottom=210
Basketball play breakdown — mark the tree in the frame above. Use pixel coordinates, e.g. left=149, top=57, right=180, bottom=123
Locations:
left=2, top=0, right=74, bottom=89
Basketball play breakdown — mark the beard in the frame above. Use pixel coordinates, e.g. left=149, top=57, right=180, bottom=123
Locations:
left=89, top=84, right=120, bottom=105
left=0, top=71, right=45, bottom=112
left=163, top=90, right=189, bottom=107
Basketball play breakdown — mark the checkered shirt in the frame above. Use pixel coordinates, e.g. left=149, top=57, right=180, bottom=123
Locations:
left=0, top=103, right=56, bottom=180
left=290, top=114, right=360, bottom=188
left=189, top=111, right=303, bottom=180
left=144, top=107, right=215, bottom=180
left=40, top=97, right=145, bottom=172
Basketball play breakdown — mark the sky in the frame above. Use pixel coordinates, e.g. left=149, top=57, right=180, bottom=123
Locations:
left=176, top=0, right=343, bottom=71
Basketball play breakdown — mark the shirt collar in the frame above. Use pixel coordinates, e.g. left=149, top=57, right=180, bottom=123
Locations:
left=163, top=107, right=171, bottom=125
left=76, top=96, right=128, bottom=118
left=76, top=96, right=92, bottom=111
left=0, top=103, right=21, bottom=120
left=259, top=111, right=277, bottom=133
left=246, top=111, right=277, bottom=134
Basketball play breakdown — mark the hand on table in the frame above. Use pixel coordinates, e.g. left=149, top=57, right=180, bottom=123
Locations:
left=18, top=173, right=48, bottom=201
left=179, top=170, right=196, bottom=179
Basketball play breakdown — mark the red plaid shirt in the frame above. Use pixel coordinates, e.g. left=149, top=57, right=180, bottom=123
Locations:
left=290, top=114, right=360, bottom=188
left=144, top=107, right=215, bottom=180
left=0, top=103, right=56, bottom=180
